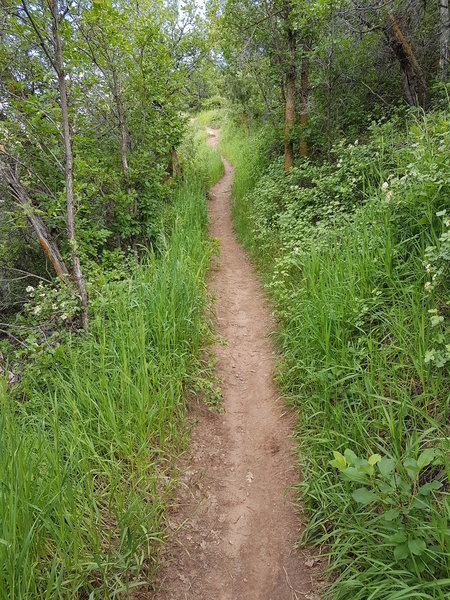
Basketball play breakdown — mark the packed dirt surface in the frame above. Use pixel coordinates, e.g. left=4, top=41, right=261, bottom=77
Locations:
left=152, top=128, right=323, bottom=599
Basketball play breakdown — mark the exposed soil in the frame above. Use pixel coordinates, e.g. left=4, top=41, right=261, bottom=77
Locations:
left=152, top=128, right=324, bottom=599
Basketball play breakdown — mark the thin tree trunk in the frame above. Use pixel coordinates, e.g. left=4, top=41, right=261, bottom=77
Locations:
left=77, top=27, right=136, bottom=246
left=171, top=148, right=182, bottom=178
left=50, top=2, right=89, bottom=332
left=284, top=25, right=296, bottom=172
left=111, top=66, right=137, bottom=249
left=112, top=67, right=130, bottom=187
left=439, top=0, right=449, bottom=79
left=111, top=67, right=134, bottom=202
left=1, top=161, right=69, bottom=281
left=327, top=5, right=335, bottom=166
left=242, top=107, right=250, bottom=137
left=326, top=89, right=332, bottom=165
left=164, top=147, right=182, bottom=181
left=383, top=2, right=427, bottom=106
left=299, top=42, right=308, bottom=159
left=238, top=112, right=246, bottom=133
left=264, top=0, right=285, bottom=99
left=251, top=65, right=276, bottom=126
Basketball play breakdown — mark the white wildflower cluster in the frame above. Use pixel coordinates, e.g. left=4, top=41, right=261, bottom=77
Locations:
left=424, top=262, right=436, bottom=292
left=24, top=279, right=77, bottom=327
left=423, top=210, right=449, bottom=294
left=381, top=177, right=394, bottom=203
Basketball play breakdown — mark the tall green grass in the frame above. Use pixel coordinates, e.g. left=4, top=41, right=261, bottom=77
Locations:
left=195, top=109, right=223, bottom=128
left=0, top=129, right=221, bottom=598
left=179, top=116, right=224, bottom=185
left=221, top=111, right=449, bottom=598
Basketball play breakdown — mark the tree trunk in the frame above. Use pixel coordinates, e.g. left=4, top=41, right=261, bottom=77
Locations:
left=242, top=107, right=250, bottom=137
left=284, top=26, right=296, bottom=173
left=171, top=148, right=182, bottom=178
left=327, top=5, right=335, bottom=166
left=164, top=147, right=182, bottom=181
left=383, top=2, right=427, bottom=106
left=299, top=42, right=308, bottom=159
left=50, top=2, right=89, bottom=332
left=1, top=161, right=69, bottom=281
left=251, top=65, right=276, bottom=126
left=111, top=66, right=137, bottom=249
left=111, top=66, right=135, bottom=207
left=112, top=67, right=130, bottom=187
left=439, top=0, right=449, bottom=79
left=326, top=83, right=332, bottom=165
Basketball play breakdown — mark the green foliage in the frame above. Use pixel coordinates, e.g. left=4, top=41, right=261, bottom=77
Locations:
left=0, top=0, right=211, bottom=310
left=195, top=108, right=224, bottom=127
left=0, top=130, right=222, bottom=598
left=331, top=447, right=445, bottom=570
left=179, top=118, right=224, bottom=185
left=222, top=109, right=450, bottom=598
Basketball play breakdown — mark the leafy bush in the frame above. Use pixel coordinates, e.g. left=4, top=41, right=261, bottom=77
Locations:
left=331, top=447, right=446, bottom=573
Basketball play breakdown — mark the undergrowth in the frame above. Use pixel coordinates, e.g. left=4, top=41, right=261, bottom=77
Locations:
left=220, top=110, right=449, bottom=599
left=0, top=122, right=222, bottom=598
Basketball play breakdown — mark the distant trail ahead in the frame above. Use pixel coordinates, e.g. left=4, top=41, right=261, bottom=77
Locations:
left=153, top=128, right=322, bottom=600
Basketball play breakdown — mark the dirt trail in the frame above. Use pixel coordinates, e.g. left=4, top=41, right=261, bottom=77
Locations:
left=153, top=128, right=322, bottom=600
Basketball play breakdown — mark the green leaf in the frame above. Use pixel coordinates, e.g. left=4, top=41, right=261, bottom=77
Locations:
left=378, top=457, right=395, bottom=477
left=404, top=458, right=419, bottom=480
left=394, top=542, right=409, bottom=561
left=360, top=462, right=375, bottom=477
left=352, top=487, right=377, bottom=505
left=344, top=448, right=357, bottom=465
left=417, top=448, right=435, bottom=470
left=430, top=315, right=444, bottom=327
left=341, top=467, right=368, bottom=483
left=330, top=451, right=346, bottom=470
left=378, top=481, right=395, bottom=494
left=391, top=531, right=407, bottom=544
left=418, top=480, right=442, bottom=495
left=368, top=453, right=382, bottom=466
left=412, top=496, right=428, bottom=509
left=408, top=538, right=426, bottom=556
left=383, top=508, right=400, bottom=522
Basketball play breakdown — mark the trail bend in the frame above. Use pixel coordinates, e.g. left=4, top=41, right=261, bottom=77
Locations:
left=152, top=128, right=322, bottom=600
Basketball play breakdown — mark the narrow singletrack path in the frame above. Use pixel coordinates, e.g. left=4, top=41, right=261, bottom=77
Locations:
left=153, top=129, right=322, bottom=600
